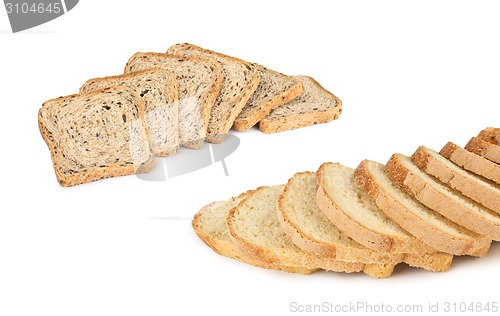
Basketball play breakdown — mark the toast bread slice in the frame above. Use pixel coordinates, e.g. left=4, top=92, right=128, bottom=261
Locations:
left=465, top=136, right=500, bottom=164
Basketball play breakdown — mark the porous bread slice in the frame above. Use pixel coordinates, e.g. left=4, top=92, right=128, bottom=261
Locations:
left=386, top=153, right=500, bottom=241
left=227, top=185, right=397, bottom=278
left=280, top=171, right=453, bottom=271
left=38, top=87, right=155, bottom=187
left=166, top=43, right=260, bottom=143
left=412, top=146, right=500, bottom=214
left=80, top=68, right=179, bottom=156
left=192, top=193, right=318, bottom=274
left=355, top=159, right=491, bottom=256
left=465, top=137, right=500, bottom=164
left=440, top=142, right=500, bottom=184
left=316, top=162, right=436, bottom=254
left=477, top=127, right=500, bottom=145
left=124, top=53, right=222, bottom=149
left=259, top=76, right=342, bottom=134
left=232, top=65, right=304, bottom=131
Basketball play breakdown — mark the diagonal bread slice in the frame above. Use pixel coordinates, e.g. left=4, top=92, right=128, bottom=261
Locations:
left=355, top=159, right=491, bottom=256
left=227, top=185, right=397, bottom=278
left=316, top=162, right=436, bottom=254
left=166, top=43, right=260, bottom=143
left=124, top=53, right=222, bottom=149
left=258, top=76, right=342, bottom=134
left=440, top=142, right=500, bottom=184
left=280, top=171, right=453, bottom=271
left=80, top=68, right=179, bottom=156
left=232, top=65, right=304, bottom=131
left=477, top=127, right=500, bottom=145
left=38, top=87, right=155, bottom=187
left=386, top=153, right=500, bottom=241
left=465, top=136, right=500, bottom=164
left=192, top=192, right=318, bottom=274
left=412, top=146, right=500, bottom=214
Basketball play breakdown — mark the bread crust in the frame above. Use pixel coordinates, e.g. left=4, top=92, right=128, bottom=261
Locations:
left=465, top=137, right=500, bottom=164
left=477, top=127, right=500, bottom=145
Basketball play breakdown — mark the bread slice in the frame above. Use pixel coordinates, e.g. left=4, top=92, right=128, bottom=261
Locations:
left=386, top=153, right=500, bottom=241
left=316, top=162, right=436, bottom=254
left=192, top=192, right=318, bottom=274
left=232, top=65, right=304, bottom=131
left=477, top=127, right=500, bottom=145
left=355, top=159, right=491, bottom=256
left=412, top=146, right=500, bottom=214
left=227, top=185, right=397, bottom=278
left=124, top=53, right=222, bottom=149
left=80, top=68, right=179, bottom=156
left=440, top=142, right=500, bottom=184
left=280, top=171, right=453, bottom=271
left=166, top=43, right=260, bottom=143
left=258, top=76, right=342, bottom=134
left=38, top=87, right=155, bottom=187
left=465, top=136, right=500, bottom=164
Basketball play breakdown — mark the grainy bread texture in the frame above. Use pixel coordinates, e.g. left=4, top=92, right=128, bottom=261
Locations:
left=167, top=43, right=260, bottom=143
left=386, top=154, right=500, bottom=241
left=124, top=53, right=222, bottom=149
left=356, top=159, right=491, bottom=256
left=477, top=127, right=500, bottom=145
left=259, top=76, right=342, bottom=133
left=192, top=193, right=318, bottom=274
left=465, top=137, right=500, bottom=164
left=440, top=142, right=500, bottom=184
left=233, top=65, right=304, bottom=131
left=80, top=68, right=179, bottom=156
left=412, top=146, right=500, bottom=214
left=38, top=87, right=155, bottom=187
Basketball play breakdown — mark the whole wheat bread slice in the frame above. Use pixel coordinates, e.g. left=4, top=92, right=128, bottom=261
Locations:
left=386, top=153, right=500, bottom=241
left=477, top=127, right=500, bottom=145
left=440, top=142, right=500, bottom=184
left=412, top=146, right=500, bottom=214
left=192, top=192, right=318, bottom=274
left=465, top=137, right=500, bottom=164
left=233, top=65, right=304, bottom=131
left=80, top=68, right=179, bottom=156
left=167, top=43, right=260, bottom=143
left=38, top=87, right=155, bottom=187
left=355, top=159, right=491, bottom=256
left=259, top=76, right=342, bottom=133
left=124, top=53, right=222, bottom=149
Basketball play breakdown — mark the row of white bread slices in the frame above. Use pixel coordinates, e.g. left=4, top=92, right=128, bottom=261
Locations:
left=193, top=127, right=500, bottom=278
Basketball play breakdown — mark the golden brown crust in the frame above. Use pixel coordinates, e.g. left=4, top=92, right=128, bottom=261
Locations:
left=477, top=127, right=500, bottom=145
left=465, top=137, right=500, bottom=164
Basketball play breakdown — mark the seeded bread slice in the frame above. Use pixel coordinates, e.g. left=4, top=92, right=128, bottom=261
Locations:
left=192, top=192, right=318, bottom=274
left=412, top=146, right=500, bottom=214
left=386, top=153, right=500, bottom=241
left=38, top=87, right=155, bottom=187
left=355, top=159, right=491, bottom=256
left=167, top=43, right=260, bottom=143
left=440, top=142, right=500, bottom=184
left=465, top=137, right=500, bottom=164
left=258, top=76, right=342, bottom=133
left=124, top=53, right=222, bottom=149
left=477, top=127, right=500, bottom=145
left=232, top=65, right=304, bottom=131
left=80, top=68, right=179, bottom=156
left=280, top=171, right=453, bottom=271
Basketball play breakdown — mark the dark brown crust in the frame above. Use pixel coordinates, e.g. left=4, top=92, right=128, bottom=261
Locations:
left=477, top=127, right=500, bottom=145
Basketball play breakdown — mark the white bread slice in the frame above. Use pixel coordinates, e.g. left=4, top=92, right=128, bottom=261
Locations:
left=80, top=68, right=179, bottom=156
left=227, top=185, right=397, bottom=278
left=477, top=127, right=500, bottom=145
left=465, top=136, right=500, bottom=164
left=259, top=76, right=342, bottom=133
left=124, top=53, right=222, bottom=149
left=355, top=159, right=491, bottom=256
left=440, top=142, right=500, bottom=184
left=166, top=43, right=260, bottom=143
left=233, top=65, right=304, bottom=131
left=192, top=192, right=318, bottom=274
left=280, top=171, right=453, bottom=271
left=386, top=153, right=500, bottom=241
left=38, top=87, right=155, bottom=187
left=316, top=162, right=436, bottom=254
left=412, top=146, right=500, bottom=214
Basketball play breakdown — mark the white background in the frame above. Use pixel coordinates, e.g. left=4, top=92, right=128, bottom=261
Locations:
left=1, top=1, right=500, bottom=315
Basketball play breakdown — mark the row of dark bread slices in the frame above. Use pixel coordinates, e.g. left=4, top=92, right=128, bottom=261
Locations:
left=193, top=127, right=500, bottom=278
left=38, top=43, right=342, bottom=186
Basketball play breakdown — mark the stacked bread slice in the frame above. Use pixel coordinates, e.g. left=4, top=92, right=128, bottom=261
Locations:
left=39, top=43, right=342, bottom=186
left=193, top=127, right=500, bottom=278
